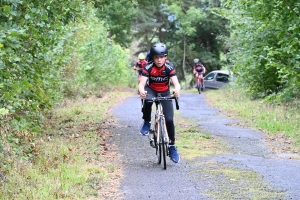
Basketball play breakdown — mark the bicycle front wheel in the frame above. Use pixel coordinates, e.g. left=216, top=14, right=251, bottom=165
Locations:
left=197, top=78, right=201, bottom=94
left=160, top=118, right=167, bottom=170
left=155, top=121, right=162, bottom=164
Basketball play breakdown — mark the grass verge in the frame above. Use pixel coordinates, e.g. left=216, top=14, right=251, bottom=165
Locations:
left=205, top=86, right=300, bottom=153
left=0, top=89, right=134, bottom=199
left=175, top=116, right=228, bottom=160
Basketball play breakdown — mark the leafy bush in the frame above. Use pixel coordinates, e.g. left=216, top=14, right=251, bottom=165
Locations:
left=0, top=1, right=132, bottom=173
left=223, top=0, right=300, bottom=102
left=61, top=7, right=132, bottom=97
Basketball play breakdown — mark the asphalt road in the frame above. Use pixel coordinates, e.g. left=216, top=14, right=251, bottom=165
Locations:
left=111, top=92, right=300, bottom=199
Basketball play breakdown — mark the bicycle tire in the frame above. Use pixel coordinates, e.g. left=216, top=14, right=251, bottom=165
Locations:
left=197, top=78, right=201, bottom=94
left=155, top=121, right=162, bottom=164
left=160, top=118, right=167, bottom=170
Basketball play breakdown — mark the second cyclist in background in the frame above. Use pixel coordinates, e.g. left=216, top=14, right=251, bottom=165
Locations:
left=193, top=58, right=206, bottom=90
left=133, top=53, right=148, bottom=83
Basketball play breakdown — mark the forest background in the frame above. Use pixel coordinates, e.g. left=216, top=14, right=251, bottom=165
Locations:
left=0, top=0, right=299, bottom=197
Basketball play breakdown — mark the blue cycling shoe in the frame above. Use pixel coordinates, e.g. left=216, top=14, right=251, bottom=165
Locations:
left=169, top=145, right=180, bottom=163
left=140, top=121, right=151, bottom=136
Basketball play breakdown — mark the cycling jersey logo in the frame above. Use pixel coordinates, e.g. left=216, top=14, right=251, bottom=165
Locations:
left=150, top=76, right=168, bottom=82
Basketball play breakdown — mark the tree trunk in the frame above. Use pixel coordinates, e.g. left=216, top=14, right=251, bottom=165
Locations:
left=182, top=35, right=186, bottom=82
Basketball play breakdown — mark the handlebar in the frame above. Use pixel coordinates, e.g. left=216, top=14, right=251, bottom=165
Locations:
left=142, top=95, right=179, bottom=110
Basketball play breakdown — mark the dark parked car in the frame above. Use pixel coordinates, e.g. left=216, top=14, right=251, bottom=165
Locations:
left=203, top=70, right=230, bottom=89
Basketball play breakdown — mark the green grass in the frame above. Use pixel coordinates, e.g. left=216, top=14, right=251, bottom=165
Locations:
left=175, top=117, right=228, bottom=160
left=0, top=90, right=133, bottom=199
left=205, top=86, right=300, bottom=150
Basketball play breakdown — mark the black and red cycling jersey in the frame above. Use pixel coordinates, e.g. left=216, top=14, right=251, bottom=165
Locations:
left=194, top=63, right=204, bottom=73
left=141, top=62, right=177, bottom=92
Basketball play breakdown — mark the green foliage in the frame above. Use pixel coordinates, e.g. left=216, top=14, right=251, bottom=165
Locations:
left=132, top=0, right=229, bottom=85
left=61, top=7, right=131, bottom=96
left=0, top=1, right=132, bottom=176
left=222, top=0, right=300, bottom=101
left=0, top=0, right=87, bottom=180
left=164, top=0, right=229, bottom=84
left=133, top=3, right=169, bottom=51
left=93, top=0, right=138, bottom=47
left=0, top=0, right=85, bottom=128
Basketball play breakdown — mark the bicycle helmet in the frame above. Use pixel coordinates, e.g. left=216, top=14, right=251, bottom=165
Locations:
left=150, top=43, right=168, bottom=57
left=138, top=53, right=145, bottom=60
left=194, top=58, right=199, bottom=64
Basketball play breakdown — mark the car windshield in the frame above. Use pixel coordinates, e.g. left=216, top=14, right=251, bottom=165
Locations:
left=204, top=73, right=215, bottom=80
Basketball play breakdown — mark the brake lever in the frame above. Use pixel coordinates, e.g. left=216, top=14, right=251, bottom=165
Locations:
left=172, top=92, right=179, bottom=110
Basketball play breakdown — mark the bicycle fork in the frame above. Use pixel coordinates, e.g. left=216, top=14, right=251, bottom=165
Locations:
left=148, top=114, right=159, bottom=149
left=148, top=129, right=156, bottom=148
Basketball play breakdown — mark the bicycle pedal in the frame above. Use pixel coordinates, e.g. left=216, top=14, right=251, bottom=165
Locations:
left=150, top=140, right=156, bottom=148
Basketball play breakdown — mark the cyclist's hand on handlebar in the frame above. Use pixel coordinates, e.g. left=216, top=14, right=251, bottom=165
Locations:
left=140, top=90, right=147, bottom=99
left=173, top=89, right=180, bottom=98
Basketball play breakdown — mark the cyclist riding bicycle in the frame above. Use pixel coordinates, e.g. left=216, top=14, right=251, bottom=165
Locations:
left=193, top=58, right=206, bottom=89
left=139, top=42, right=181, bottom=163
left=133, top=53, right=148, bottom=83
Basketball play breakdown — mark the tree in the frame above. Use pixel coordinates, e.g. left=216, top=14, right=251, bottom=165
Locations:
left=166, top=4, right=204, bottom=82
left=91, top=0, right=164, bottom=48
left=133, top=2, right=171, bottom=53
left=93, top=0, right=138, bottom=47
left=223, top=0, right=300, bottom=101
left=164, top=0, right=229, bottom=84
left=125, top=0, right=229, bottom=84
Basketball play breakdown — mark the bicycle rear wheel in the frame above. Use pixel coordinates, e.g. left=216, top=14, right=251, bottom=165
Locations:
left=160, top=118, right=167, bottom=170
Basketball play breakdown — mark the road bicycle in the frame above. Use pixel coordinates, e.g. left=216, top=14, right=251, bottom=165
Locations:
left=142, top=94, right=179, bottom=170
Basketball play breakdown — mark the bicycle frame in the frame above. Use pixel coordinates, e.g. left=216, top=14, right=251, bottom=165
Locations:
left=143, top=95, right=179, bottom=169
left=154, top=102, right=169, bottom=154
left=197, top=73, right=203, bottom=94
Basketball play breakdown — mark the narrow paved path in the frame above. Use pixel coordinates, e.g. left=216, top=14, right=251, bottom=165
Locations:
left=111, top=92, right=300, bottom=199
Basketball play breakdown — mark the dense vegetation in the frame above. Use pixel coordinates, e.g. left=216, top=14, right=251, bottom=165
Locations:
left=133, top=0, right=229, bottom=83
left=0, top=0, right=299, bottom=197
left=0, top=0, right=131, bottom=178
left=223, top=0, right=300, bottom=101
